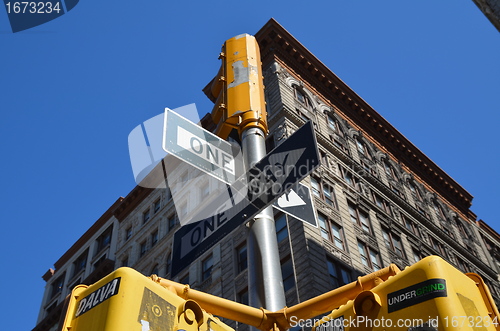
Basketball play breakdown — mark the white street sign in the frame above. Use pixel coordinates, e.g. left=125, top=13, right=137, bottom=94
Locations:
left=162, top=108, right=243, bottom=184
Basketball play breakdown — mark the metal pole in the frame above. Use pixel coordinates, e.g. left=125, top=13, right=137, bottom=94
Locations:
left=241, top=127, right=287, bottom=313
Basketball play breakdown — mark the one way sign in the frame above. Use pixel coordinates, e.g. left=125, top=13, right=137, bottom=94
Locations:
left=171, top=121, right=320, bottom=277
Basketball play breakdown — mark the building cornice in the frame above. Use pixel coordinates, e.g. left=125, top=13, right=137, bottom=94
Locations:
left=478, top=219, right=500, bottom=242
left=255, top=18, right=473, bottom=215
left=114, top=185, right=154, bottom=222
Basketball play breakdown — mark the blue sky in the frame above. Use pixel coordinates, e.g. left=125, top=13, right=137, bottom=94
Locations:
left=1, top=1, right=499, bottom=330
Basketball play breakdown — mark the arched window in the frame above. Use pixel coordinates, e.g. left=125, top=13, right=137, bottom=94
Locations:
left=356, top=138, right=372, bottom=160
left=384, top=161, right=398, bottom=181
left=409, top=181, right=423, bottom=202
left=326, top=114, right=348, bottom=152
left=294, top=86, right=312, bottom=109
left=433, top=201, right=446, bottom=221
left=327, top=116, right=339, bottom=133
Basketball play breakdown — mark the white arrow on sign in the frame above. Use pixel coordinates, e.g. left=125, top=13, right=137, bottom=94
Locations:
left=277, top=189, right=306, bottom=208
left=273, top=183, right=318, bottom=228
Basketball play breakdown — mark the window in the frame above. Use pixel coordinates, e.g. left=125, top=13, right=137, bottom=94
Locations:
left=95, top=226, right=112, bottom=257
left=298, top=111, right=310, bottom=122
left=358, top=241, right=381, bottom=271
left=202, top=254, right=213, bottom=281
left=167, top=215, right=177, bottom=232
left=318, top=213, right=345, bottom=250
left=121, top=256, right=128, bottom=267
left=143, top=209, right=150, bottom=224
left=416, top=205, right=430, bottom=219
left=455, top=256, right=471, bottom=273
left=151, top=230, right=158, bottom=247
left=180, top=172, right=188, bottom=183
left=125, top=226, right=132, bottom=240
left=339, top=166, right=360, bottom=191
left=318, top=213, right=329, bottom=240
left=326, top=116, right=346, bottom=150
left=50, top=274, right=65, bottom=299
left=140, top=241, right=147, bottom=257
left=151, top=265, right=159, bottom=276
left=200, top=182, right=210, bottom=200
left=442, top=226, right=455, bottom=239
left=275, top=213, right=288, bottom=242
left=356, top=139, right=366, bottom=155
left=429, top=237, right=448, bottom=257
left=46, top=302, right=58, bottom=314
left=323, top=184, right=337, bottom=208
left=266, top=134, right=276, bottom=152
left=348, top=203, right=371, bottom=234
left=403, top=216, right=420, bottom=237
left=93, top=254, right=107, bottom=269
left=69, top=278, right=81, bottom=292
left=484, top=279, right=499, bottom=297
left=327, top=116, right=338, bottom=132
left=281, top=257, right=295, bottom=292
left=456, top=219, right=470, bottom=239
left=311, top=177, right=320, bottom=198
left=179, top=273, right=189, bottom=285
left=382, top=228, right=405, bottom=258
left=390, top=184, right=405, bottom=200
left=311, top=177, right=337, bottom=208
left=482, top=236, right=495, bottom=253
left=383, top=161, right=398, bottom=181
left=412, top=249, right=425, bottom=263
left=154, top=199, right=161, bottom=213
left=166, top=252, right=172, bottom=275
left=237, top=243, right=248, bottom=274
left=433, top=202, right=446, bottom=221
left=327, top=259, right=352, bottom=288
left=372, top=193, right=392, bottom=215
left=356, top=139, right=372, bottom=160
left=296, top=89, right=306, bottom=104
left=294, top=87, right=312, bottom=109
left=72, top=250, right=88, bottom=278
left=237, top=288, right=249, bottom=306
left=409, top=181, right=423, bottom=202
left=179, top=202, right=188, bottom=218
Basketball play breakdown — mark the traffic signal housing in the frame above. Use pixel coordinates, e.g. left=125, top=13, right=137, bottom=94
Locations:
left=204, top=34, right=267, bottom=140
left=313, top=256, right=500, bottom=331
left=59, top=267, right=235, bottom=331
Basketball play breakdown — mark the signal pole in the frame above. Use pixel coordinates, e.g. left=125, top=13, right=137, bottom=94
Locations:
left=205, top=34, right=286, bottom=313
left=242, top=127, right=287, bottom=312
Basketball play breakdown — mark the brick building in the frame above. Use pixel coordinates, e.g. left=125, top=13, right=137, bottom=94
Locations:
left=33, top=19, right=500, bottom=331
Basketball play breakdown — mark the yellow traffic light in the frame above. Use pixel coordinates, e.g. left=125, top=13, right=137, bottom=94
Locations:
left=59, top=267, right=235, bottom=331
left=58, top=256, right=500, bottom=331
left=313, top=256, right=500, bottom=331
left=204, top=34, right=267, bottom=140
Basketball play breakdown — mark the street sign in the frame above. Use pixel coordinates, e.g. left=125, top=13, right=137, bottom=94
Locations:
left=171, top=121, right=320, bottom=277
left=162, top=108, right=243, bottom=184
left=273, top=183, right=317, bottom=228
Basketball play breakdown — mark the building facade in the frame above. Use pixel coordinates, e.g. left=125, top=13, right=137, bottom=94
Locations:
left=33, top=19, right=500, bottom=331
left=473, top=0, right=500, bottom=32
left=33, top=198, right=122, bottom=331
